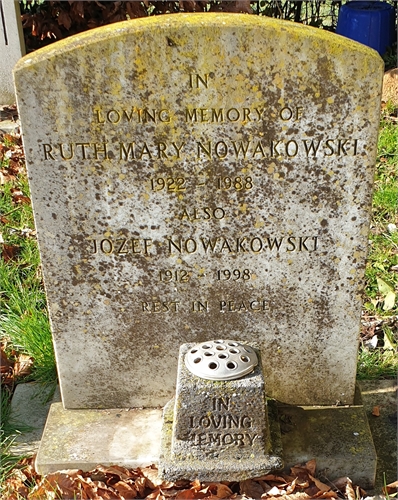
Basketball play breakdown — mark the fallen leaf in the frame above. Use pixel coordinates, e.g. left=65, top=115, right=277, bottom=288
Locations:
left=383, top=480, right=398, bottom=495
left=57, top=10, right=72, bottom=29
left=372, top=405, right=381, bottom=417
left=113, top=480, right=137, bottom=498
left=285, top=478, right=297, bottom=495
left=309, top=475, right=330, bottom=493
left=260, top=474, right=290, bottom=483
left=141, top=465, right=174, bottom=489
left=13, top=354, right=34, bottom=377
left=214, top=483, right=233, bottom=498
left=314, top=491, right=338, bottom=498
left=175, top=487, right=206, bottom=499
left=134, top=476, right=147, bottom=497
left=2, top=244, right=20, bottom=262
left=266, top=485, right=286, bottom=496
left=345, top=478, right=355, bottom=500
left=304, top=460, right=316, bottom=476
left=330, top=477, right=348, bottom=491
left=0, top=348, right=13, bottom=372
left=240, top=479, right=264, bottom=498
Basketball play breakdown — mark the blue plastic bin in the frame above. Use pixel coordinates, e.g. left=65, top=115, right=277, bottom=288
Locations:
left=336, top=1, right=395, bottom=55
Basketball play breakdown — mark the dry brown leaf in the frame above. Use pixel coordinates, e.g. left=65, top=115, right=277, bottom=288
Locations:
left=304, top=459, right=316, bottom=476
left=372, top=405, right=381, bottom=416
left=285, top=477, right=297, bottom=495
left=330, top=477, right=348, bottom=491
left=175, top=489, right=199, bottom=499
left=282, top=494, right=311, bottom=500
left=383, top=480, right=398, bottom=495
left=94, top=479, right=122, bottom=499
left=240, top=479, right=264, bottom=498
left=314, top=491, right=338, bottom=498
left=309, top=475, right=330, bottom=493
left=260, top=475, right=289, bottom=483
left=113, top=480, right=137, bottom=499
left=1, top=348, right=13, bottom=371
left=134, top=476, right=147, bottom=497
left=267, top=485, right=286, bottom=496
left=191, top=479, right=202, bottom=491
left=175, top=487, right=206, bottom=499
left=345, top=479, right=355, bottom=500
left=141, top=465, right=174, bottom=489
left=214, top=483, right=233, bottom=499
left=2, top=243, right=20, bottom=262
left=57, top=10, right=72, bottom=29
left=13, top=354, right=34, bottom=377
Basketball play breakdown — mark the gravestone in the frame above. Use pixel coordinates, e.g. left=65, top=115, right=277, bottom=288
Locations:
left=14, top=13, right=382, bottom=479
left=1, top=0, right=25, bottom=103
left=14, top=13, right=383, bottom=409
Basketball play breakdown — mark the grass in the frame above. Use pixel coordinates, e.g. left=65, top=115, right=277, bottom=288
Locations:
left=357, top=103, right=398, bottom=379
left=0, top=138, right=56, bottom=386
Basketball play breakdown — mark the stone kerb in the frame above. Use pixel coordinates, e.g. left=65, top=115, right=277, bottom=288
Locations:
left=1, top=0, right=25, bottom=103
left=14, top=14, right=383, bottom=410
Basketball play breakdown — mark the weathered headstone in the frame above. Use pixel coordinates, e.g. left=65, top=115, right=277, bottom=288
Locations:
left=1, top=0, right=25, bottom=103
left=14, top=14, right=383, bottom=408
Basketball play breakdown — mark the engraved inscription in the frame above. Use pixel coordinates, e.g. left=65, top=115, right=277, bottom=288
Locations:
left=159, top=269, right=190, bottom=282
left=150, top=177, right=186, bottom=192
left=185, top=105, right=303, bottom=122
left=94, top=107, right=171, bottom=124
left=167, top=236, right=318, bottom=254
left=217, top=269, right=252, bottom=281
left=189, top=73, right=211, bottom=88
left=216, top=176, right=253, bottom=190
left=87, top=235, right=319, bottom=257
left=180, top=207, right=226, bottom=221
left=89, top=238, right=153, bottom=255
left=188, top=397, right=259, bottom=447
left=42, top=138, right=360, bottom=161
left=141, top=301, right=180, bottom=313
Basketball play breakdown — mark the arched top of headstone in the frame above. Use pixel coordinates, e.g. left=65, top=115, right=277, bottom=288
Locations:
left=15, top=13, right=382, bottom=67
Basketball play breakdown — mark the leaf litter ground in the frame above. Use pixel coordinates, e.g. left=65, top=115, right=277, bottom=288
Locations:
left=5, top=458, right=396, bottom=500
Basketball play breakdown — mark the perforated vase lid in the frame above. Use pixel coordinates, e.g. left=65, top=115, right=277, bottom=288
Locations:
left=185, top=340, right=258, bottom=381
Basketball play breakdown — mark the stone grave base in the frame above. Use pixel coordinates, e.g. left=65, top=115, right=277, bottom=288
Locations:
left=160, top=398, right=283, bottom=482
left=278, top=386, right=377, bottom=490
left=35, top=404, right=163, bottom=474
left=36, top=388, right=376, bottom=488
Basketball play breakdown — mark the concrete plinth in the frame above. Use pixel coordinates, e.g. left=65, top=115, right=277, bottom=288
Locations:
left=35, top=386, right=378, bottom=488
left=9, top=382, right=60, bottom=456
left=278, top=387, right=377, bottom=489
left=35, top=404, right=162, bottom=474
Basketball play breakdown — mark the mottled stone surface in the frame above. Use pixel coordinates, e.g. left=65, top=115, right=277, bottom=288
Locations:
left=35, top=404, right=163, bottom=474
left=279, top=386, right=377, bottom=489
left=10, top=383, right=61, bottom=456
left=1, top=0, right=25, bottom=103
left=358, top=380, right=398, bottom=489
left=159, top=343, right=282, bottom=481
left=14, top=14, right=383, bottom=408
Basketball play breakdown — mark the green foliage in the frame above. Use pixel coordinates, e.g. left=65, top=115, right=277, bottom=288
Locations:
left=20, top=0, right=46, bottom=10
left=0, top=137, right=56, bottom=385
left=363, top=116, right=398, bottom=317
left=357, top=344, right=398, bottom=380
